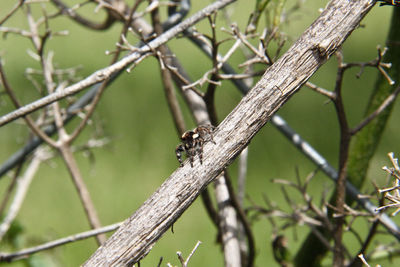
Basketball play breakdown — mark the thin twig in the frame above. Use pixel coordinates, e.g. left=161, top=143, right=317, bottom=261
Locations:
left=342, top=46, right=394, bottom=85
left=348, top=217, right=381, bottom=266
left=305, top=81, right=335, bottom=99
left=0, top=148, right=48, bottom=241
left=231, top=24, right=270, bottom=64
left=0, top=163, right=23, bottom=217
left=357, top=254, right=371, bottom=267
left=58, top=145, right=107, bottom=245
left=0, top=26, right=33, bottom=37
left=167, top=240, right=201, bottom=267
left=151, top=0, right=186, bottom=134
left=0, top=61, right=57, bottom=147
left=51, top=0, right=117, bottom=30
left=146, top=0, right=221, bottom=232
left=184, top=240, right=202, bottom=266
left=0, top=0, right=25, bottom=26
left=0, top=222, right=123, bottom=262
left=332, top=51, right=351, bottom=266
left=351, top=84, right=400, bottom=135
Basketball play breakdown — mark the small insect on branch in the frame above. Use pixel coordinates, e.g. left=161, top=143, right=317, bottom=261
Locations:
left=175, top=125, right=216, bottom=167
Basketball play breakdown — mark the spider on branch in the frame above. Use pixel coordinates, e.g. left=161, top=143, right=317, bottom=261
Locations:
left=175, top=125, right=216, bottom=167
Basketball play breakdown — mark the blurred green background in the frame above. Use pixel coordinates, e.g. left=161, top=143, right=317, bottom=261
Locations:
left=1, top=0, right=400, bottom=266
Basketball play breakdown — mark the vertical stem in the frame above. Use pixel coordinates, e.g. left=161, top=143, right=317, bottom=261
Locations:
left=214, top=174, right=242, bottom=267
left=151, top=1, right=186, bottom=135
left=332, top=64, right=350, bottom=267
left=333, top=137, right=350, bottom=267
left=0, top=163, right=22, bottom=217
left=58, top=145, right=106, bottom=245
left=0, top=150, right=43, bottom=242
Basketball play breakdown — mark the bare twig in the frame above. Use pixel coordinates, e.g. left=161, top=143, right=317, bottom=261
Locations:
left=151, top=1, right=186, bottom=134
left=340, top=47, right=392, bottom=79
left=351, top=84, right=400, bottom=135
left=0, top=26, right=33, bottom=37
left=332, top=50, right=351, bottom=267
left=171, top=240, right=202, bottom=267
left=186, top=241, right=202, bottom=265
left=377, top=153, right=400, bottom=215
left=348, top=218, right=380, bottom=267
left=0, top=0, right=25, bottom=26
left=51, top=0, right=118, bottom=30
left=0, top=148, right=49, bottom=241
left=357, top=254, right=371, bottom=267
left=196, top=20, right=249, bottom=266
left=0, top=61, right=57, bottom=147
left=0, top=164, right=23, bottom=217
left=0, top=222, right=123, bottom=262
left=58, top=144, right=107, bottom=245
left=231, top=24, right=270, bottom=65
left=305, top=81, right=335, bottom=99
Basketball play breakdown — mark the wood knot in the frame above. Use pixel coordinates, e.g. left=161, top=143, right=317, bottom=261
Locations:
left=316, top=38, right=338, bottom=59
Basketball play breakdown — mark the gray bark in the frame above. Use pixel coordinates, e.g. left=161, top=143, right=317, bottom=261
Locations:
left=83, top=0, right=375, bottom=265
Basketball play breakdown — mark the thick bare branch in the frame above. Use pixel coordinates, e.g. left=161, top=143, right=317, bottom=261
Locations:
left=83, top=0, right=375, bottom=265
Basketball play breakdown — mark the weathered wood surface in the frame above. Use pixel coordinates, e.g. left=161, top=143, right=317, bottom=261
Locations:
left=84, top=0, right=375, bottom=265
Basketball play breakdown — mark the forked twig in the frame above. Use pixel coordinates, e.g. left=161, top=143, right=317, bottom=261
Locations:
left=167, top=241, right=202, bottom=267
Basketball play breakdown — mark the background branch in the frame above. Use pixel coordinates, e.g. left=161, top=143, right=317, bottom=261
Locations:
left=0, top=222, right=122, bottom=262
left=0, top=148, right=48, bottom=241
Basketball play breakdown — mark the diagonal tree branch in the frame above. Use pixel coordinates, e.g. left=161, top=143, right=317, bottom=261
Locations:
left=83, top=0, right=375, bottom=265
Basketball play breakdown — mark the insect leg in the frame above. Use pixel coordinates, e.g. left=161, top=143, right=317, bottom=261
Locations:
left=175, top=144, right=185, bottom=167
